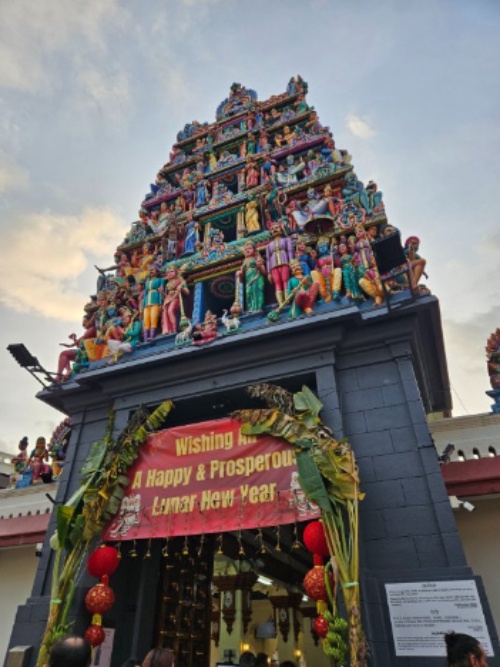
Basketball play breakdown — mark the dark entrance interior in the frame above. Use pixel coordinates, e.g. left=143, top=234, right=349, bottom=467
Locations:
left=153, top=524, right=314, bottom=667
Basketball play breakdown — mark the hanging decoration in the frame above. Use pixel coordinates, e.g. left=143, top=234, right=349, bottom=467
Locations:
left=233, top=383, right=366, bottom=667
left=84, top=620, right=106, bottom=648
left=303, top=520, right=329, bottom=557
left=87, top=545, right=120, bottom=579
left=85, top=582, right=115, bottom=615
left=35, top=400, right=174, bottom=667
left=303, top=555, right=334, bottom=608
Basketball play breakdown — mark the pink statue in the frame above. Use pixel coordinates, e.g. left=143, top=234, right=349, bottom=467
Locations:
left=192, top=311, right=218, bottom=346
left=161, top=267, right=189, bottom=335
left=57, top=315, right=97, bottom=382
left=244, top=157, right=260, bottom=189
left=25, top=436, right=52, bottom=483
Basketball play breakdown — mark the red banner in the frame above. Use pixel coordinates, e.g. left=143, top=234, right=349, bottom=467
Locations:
left=105, top=418, right=319, bottom=540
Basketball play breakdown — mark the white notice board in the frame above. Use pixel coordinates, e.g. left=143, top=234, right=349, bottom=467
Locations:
left=385, top=580, right=493, bottom=657
left=91, top=628, right=115, bottom=667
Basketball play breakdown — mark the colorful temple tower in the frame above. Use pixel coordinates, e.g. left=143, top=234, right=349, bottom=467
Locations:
left=7, top=78, right=499, bottom=667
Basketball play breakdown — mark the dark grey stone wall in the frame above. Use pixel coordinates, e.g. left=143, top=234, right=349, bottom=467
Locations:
left=6, top=299, right=499, bottom=666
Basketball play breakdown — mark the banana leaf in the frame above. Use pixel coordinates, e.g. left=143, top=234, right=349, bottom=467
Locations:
left=294, top=385, right=324, bottom=423
left=295, top=449, right=332, bottom=512
left=55, top=477, right=93, bottom=551
left=80, top=439, right=109, bottom=478
left=68, top=514, right=85, bottom=549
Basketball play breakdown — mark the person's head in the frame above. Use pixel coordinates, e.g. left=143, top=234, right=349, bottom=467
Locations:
left=142, top=648, right=175, bottom=667
left=355, top=224, right=366, bottom=240
left=405, top=235, right=420, bottom=251
left=49, top=636, right=91, bottom=667
left=239, top=651, right=256, bottom=667
left=255, top=653, right=268, bottom=667
left=35, top=437, right=46, bottom=450
left=290, top=260, right=303, bottom=277
left=270, top=222, right=284, bottom=238
left=445, top=632, right=488, bottom=667
left=244, top=241, right=256, bottom=257
left=19, top=437, right=28, bottom=451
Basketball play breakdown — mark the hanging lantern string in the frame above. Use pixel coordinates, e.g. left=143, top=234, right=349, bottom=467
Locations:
left=144, top=538, right=152, bottom=559
left=162, top=537, right=169, bottom=558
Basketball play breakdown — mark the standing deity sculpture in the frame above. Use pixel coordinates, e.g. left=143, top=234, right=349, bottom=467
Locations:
left=141, top=264, right=165, bottom=342
left=161, top=267, right=190, bottom=335
left=236, top=241, right=266, bottom=313
left=265, top=221, right=294, bottom=305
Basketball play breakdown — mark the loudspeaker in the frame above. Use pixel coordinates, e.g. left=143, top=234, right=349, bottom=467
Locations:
left=372, top=232, right=406, bottom=274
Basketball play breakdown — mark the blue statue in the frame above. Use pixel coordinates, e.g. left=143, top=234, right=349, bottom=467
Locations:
left=342, top=172, right=372, bottom=216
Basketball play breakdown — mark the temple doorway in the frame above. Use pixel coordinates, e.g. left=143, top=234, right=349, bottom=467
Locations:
left=153, top=526, right=329, bottom=667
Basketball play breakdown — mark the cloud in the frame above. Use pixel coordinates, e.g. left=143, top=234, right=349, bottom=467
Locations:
left=443, top=305, right=500, bottom=416
left=346, top=113, right=376, bottom=140
left=0, top=207, right=125, bottom=321
left=0, top=154, right=30, bottom=192
left=74, top=67, right=132, bottom=128
left=0, top=0, right=123, bottom=93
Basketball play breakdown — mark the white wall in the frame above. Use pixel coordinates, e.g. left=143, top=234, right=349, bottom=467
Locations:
left=453, top=498, right=500, bottom=631
left=0, top=545, right=38, bottom=661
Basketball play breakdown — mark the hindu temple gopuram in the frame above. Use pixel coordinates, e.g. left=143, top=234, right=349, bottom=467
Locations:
left=7, top=78, right=499, bottom=667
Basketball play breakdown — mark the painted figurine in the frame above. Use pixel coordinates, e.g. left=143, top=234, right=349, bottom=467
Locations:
left=342, top=172, right=372, bottom=216
left=161, top=267, right=189, bottom=335
left=265, top=221, right=294, bottom=305
left=141, top=264, right=165, bottom=342
left=237, top=240, right=266, bottom=312
left=287, top=260, right=319, bottom=318
left=404, top=236, right=427, bottom=293
left=183, top=214, right=200, bottom=255
left=57, top=315, right=96, bottom=381
left=106, top=309, right=142, bottom=363
left=244, top=198, right=261, bottom=235
left=192, top=310, right=218, bottom=346
left=10, top=437, right=29, bottom=487
left=316, top=236, right=342, bottom=302
left=25, top=436, right=52, bottom=484
left=244, top=157, right=260, bottom=189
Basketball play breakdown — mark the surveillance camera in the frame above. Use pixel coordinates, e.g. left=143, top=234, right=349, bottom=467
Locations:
left=35, top=543, right=43, bottom=558
left=438, top=443, right=455, bottom=464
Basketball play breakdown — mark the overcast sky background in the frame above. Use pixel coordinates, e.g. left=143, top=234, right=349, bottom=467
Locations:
left=0, top=0, right=499, bottom=455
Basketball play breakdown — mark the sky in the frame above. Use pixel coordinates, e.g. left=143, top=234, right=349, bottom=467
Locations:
left=0, top=0, right=499, bottom=455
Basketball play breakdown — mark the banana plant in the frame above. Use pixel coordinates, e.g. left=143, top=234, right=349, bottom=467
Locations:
left=36, top=400, right=174, bottom=667
left=234, top=383, right=367, bottom=667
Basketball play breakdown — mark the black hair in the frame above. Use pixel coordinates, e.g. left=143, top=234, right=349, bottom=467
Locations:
left=255, top=653, right=268, bottom=667
left=49, top=636, right=91, bottom=667
left=142, top=648, right=174, bottom=667
left=445, top=632, right=484, bottom=666
left=239, top=652, right=256, bottom=667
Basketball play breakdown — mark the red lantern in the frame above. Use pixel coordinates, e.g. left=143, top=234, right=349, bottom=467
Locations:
left=313, top=614, right=329, bottom=638
left=87, top=545, right=120, bottom=578
left=303, top=521, right=329, bottom=557
left=85, top=583, right=115, bottom=615
left=303, top=565, right=334, bottom=602
left=85, top=624, right=106, bottom=647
